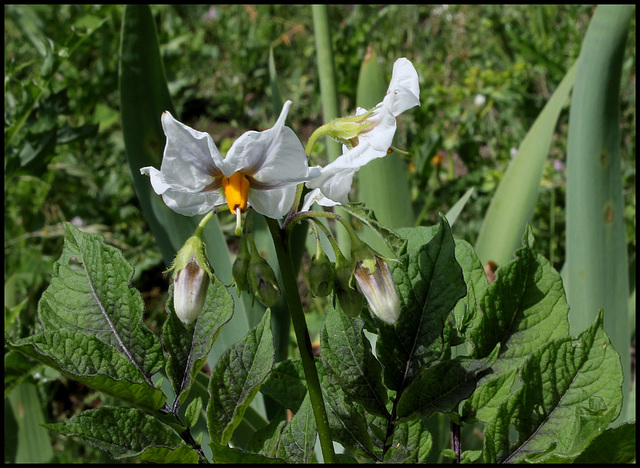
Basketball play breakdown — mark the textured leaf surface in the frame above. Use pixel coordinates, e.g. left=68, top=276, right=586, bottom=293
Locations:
left=463, top=228, right=570, bottom=422
left=320, top=306, right=389, bottom=418
left=317, top=360, right=376, bottom=459
left=39, top=223, right=163, bottom=376
left=377, top=217, right=466, bottom=391
left=396, top=345, right=499, bottom=420
left=383, top=417, right=433, bottom=463
left=275, top=393, right=317, bottom=463
left=483, top=311, right=623, bottom=463
left=9, top=332, right=165, bottom=411
left=7, top=223, right=165, bottom=411
left=207, top=310, right=275, bottom=445
left=43, top=407, right=199, bottom=463
left=163, top=280, right=234, bottom=406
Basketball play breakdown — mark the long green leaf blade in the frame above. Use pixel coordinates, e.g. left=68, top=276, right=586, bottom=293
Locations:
left=564, top=4, right=633, bottom=421
left=474, top=60, right=577, bottom=267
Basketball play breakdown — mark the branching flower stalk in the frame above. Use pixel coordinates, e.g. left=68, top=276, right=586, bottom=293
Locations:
left=265, top=216, right=336, bottom=463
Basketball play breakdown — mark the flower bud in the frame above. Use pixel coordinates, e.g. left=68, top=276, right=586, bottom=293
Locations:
left=232, top=234, right=252, bottom=294
left=354, top=255, right=400, bottom=325
left=247, top=243, right=280, bottom=308
left=171, top=235, right=213, bottom=324
left=351, top=243, right=400, bottom=325
left=333, top=248, right=363, bottom=318
left=308, top=249, right=335, bottom=297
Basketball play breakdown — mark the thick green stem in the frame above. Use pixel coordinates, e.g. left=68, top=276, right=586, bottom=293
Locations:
left=266, top=217, right=336, bottom=463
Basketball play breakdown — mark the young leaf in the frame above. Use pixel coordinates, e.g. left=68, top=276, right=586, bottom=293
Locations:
left=207, top=310, right=275, bottom=445
left=43, top=407, right=200, bottom=463
left=275, top=393, right=318, bottom=463
left=340, top=202, right=407, bottom=257
left=483, top=310, right=623, bottom=463
left=320, top=306, right=389, bottom=418
left=163, top=279, right=234, bottom=406
left=377, top=216, right=467, bottom=391
left=383, top=417, right=433, bottom=463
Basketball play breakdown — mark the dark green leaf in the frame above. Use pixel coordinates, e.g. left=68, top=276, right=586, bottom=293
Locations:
left=275, top=393, right=317, bottom=463
left=260, top=359, right=307, bottom=413
left=378, top=216, right=466, bottom=391
left=383, top=417, right=433, bottom=463
left=43, top=407, right=199, bottom=463
left=209, top=443, right=285, bottom=464
left=8, top=332, right=166, bottom=411
left=38, top=223, right=163, bottom=376
left=207, top=310, right=275, bottom=445
left=317, top=360, right=378, bottom=461
left=463, top=227, right=571, bottom=422
left=396, top=344, right=499, bottom=420
left=320, top=306, right=389, bottom=418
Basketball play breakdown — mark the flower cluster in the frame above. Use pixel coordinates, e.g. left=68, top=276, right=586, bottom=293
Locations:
left=142, top=58, right=420, bottom=325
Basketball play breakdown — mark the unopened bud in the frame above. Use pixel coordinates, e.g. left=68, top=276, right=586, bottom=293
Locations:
left=232, top=235, right=252, bottom=294
left=354, top=255, right=400, bottom=325
left=171, top=235, right=213, bottom=324
left=308, top=249, right=335, bottom=297
left=333, top=248, right=363, bottom=318
left=247, top=244, right=280, bottom=308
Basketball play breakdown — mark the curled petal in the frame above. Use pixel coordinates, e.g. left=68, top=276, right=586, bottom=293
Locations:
left=160, top=111, right=224, bottom=192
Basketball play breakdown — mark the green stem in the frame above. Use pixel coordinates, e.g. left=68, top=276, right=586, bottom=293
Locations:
left=193, top=210, right=216, bottom=238
left=265, top=217, right=336, bottom=463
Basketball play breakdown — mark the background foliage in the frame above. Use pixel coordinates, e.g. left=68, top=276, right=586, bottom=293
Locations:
left=4, top=5, right=635, bottom=463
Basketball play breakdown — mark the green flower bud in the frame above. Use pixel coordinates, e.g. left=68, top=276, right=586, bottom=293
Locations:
left=247, top=241, right=280, bottom=308
left=308, top=249, right=335, bottom=297
left=232, top=234, right=252, bottom=294
left=170, top=235, right=213, bottom=324
left=333, top=248, right=363, bottom=318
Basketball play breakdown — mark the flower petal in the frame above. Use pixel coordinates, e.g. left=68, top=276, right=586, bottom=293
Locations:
left=224, top=101, right=311, bottom=185
left=161, top=187, right=223, bottom=216
left=247, top=185, right=297, bottom=218
left=160, top=111, right=224, bottom=192
left=385, top=58, right=420, bottom=117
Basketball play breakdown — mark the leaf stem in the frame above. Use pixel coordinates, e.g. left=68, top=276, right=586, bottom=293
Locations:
left=265, top=217, right=336, bottom=463
left=450, top=419, right=461, bottom=463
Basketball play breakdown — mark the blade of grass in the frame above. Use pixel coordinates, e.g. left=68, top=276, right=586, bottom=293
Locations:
left=474, top=60, right=577, bottom=267
left=564, top=5, right=633, bottom=421
left=118, top=5, right=263, bottom=393
left=312, top=5, right=350, bottom=251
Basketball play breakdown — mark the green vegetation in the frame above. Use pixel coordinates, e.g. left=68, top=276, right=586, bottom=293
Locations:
left=5, top=5, right=635, bottom=463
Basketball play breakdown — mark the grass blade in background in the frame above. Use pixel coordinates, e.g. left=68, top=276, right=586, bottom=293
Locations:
left=564, top=5, right=633, bottom=421
left=311, top=5, right=351, bottom=251
left=119, top=6, right=265, bottom=427
left=474, top=60, right=577, bottom=267
left=356, top=47, right=415, bottom=256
